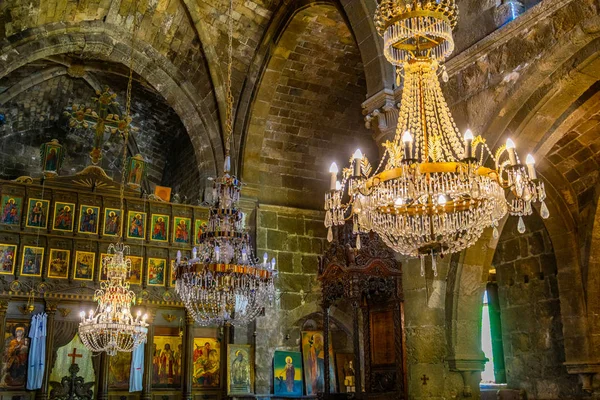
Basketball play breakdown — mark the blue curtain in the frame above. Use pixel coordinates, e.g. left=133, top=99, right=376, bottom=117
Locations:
left=129, top=342, right=144, bottom=392
left=26, top=313, right=47, bottom=390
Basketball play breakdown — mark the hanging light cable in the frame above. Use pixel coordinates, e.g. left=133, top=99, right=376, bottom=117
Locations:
left=78, top=0, right=148, bottom=356
left=174, top=0, right=278, bottom=326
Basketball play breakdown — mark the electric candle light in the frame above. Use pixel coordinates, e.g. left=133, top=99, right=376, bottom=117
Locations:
left=506, top=138, right=517, bottom=165
left=353, top=149, right=363, bottom=176
left=329, top=162, right=338, bottom=191
left=402, top=131, right=413, bottom=160
left=464, top=129, right=474, bottom=159
left=526, top=154, right=537, bottom=179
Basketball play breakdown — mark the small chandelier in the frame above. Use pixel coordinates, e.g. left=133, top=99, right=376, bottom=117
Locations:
left=175, top=156, right=278, bottom=326
left=79, top=242, right=148, bottom=356
left=78, top=2, right=148, bottom=355
left=325, top=0, right=548, bottom=274
left=175, top=0, right=277, bottom=326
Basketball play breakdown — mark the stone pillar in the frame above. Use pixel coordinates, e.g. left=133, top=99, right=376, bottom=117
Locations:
left=141, top=310, right=156, bottom=400
left=362, top=89, right=400, bottom=153
left=182, top=312, right=195, bottom=400
left=0, top=301, right=8, bottom=356
left=36, top=301, right=58, bottom=400
left=96, top=352, right=110, bottom=400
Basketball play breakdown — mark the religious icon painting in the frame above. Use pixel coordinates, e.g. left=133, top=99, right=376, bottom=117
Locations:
left=99, top=253, right=110, bottom=281
left=20, top=246, right=44, bottom=277
left=109, top=349, right=132, bottom=389
left=47, top=249, right=70, bottom=279
left=78, top=205, right=100, bottom=235
left=0, top=195, right=22, bottom=226
left=147, top=258, right=167, bottom=287
left=192, top=338, right=220, bottom=388
left=150, top=214, right=170, bottom=242
left=194, top=219, right=207, bottom=246
left=335, top=353, right=355, bottom=394
left=102, top=208, right=122, bottom=237
left=0, top=321, right=30, bottom=388
left=25, top=198, right=50, bottom=229
left=73, top=251, right=95, bottom=281
left=227, top=344, right=254, bottom=395
left=273, top=350, right=303, bottom=397
left=125, top=154, right=146, bottom=190
left=173, top=217, right=191, bottom=244
left=301, top=331, right=336, bottom=395
left=0, top=244, right=16, bottom=275
left=127, top=256, right=143, bottom=285
left=127, top=211, right=147, bottom=240
left=52, top=202, right=75, bottom=232
left=40, top=139, right=65, bottom=178
left=152, top=334, right=183, bottom=389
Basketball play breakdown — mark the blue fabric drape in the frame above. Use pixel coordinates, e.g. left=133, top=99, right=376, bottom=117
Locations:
left=26, top=313, right=47, bottom=390
left=129, top=342, right=144, bottom=392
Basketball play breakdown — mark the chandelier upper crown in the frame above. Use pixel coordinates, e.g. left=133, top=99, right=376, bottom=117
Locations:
left=375, top=0, right=459, bottom=66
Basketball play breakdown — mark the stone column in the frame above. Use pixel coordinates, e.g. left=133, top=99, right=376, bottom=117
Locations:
left=141, top=310, right=156, bottom=400
left=182, top=312, right=195, bottom=400
left=36, top=301, right=58, bottom=400
left=362, top=90, right=400, bottom=150
left=0, top=300, right=8, bottom=356
left=97, top=352, right=110, bottom=400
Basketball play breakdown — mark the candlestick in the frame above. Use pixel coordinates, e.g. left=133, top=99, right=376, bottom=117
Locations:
left=526, top=154, right=537, bottom=179
left=329, top=162, right=338, bottom=190
left=402, top=131, right=413, bottom=160
left=506, top=139, right=517, bottom=165
left=463, top=129, right=474, bottom=159
left=353, top=149, right=363, bottom=176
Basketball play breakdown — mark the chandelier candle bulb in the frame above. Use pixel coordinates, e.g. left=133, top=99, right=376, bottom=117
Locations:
left=353, top=149, right=363, bottom=176
left=329, top=162, right=338, bottom=190
left=402, top=131, right=413, bottom=160
left=463, top=129, right=474, bottom=159
left=336, top=181, right=342, bottom=191
left=526, top=154, right=537, bottom=179
left=506, top=139, right=517, bottom=165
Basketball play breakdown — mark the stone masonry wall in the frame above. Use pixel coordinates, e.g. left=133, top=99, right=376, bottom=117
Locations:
left=492, top=213, right=579, bottom=398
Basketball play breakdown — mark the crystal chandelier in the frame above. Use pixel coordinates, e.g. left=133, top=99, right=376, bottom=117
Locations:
left=78, top=2, right=148, bottom=355
left=79, top=243, right=148, bottom=356
left=174, top=0, right=277, bottom=326
left=325, top=0, right=548, bottom=274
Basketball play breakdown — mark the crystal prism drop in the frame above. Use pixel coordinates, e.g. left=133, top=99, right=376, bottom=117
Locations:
left=493, top=226, right=499, bottom=239
left=432, top=254, right=437, bottom=277
left=356, top=234, right=361, bottom=250
left=442, top=70, right=449, bottom=83
left=540, top=201, right=550, bottom=219
left=327, top=226, right=333, bottom=243
left=517, top=216, right=526, bottom=234
left=420, top=256, right=425, bottom=277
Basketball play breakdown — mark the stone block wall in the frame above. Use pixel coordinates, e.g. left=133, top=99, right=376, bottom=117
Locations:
left=492, top=213, right=579, bottom=398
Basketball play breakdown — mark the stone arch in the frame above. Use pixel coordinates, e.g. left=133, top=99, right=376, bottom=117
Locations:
left=233, top=0, right=390, bottom=177
left=0, top=21, right=223, bottom=180
left=239, top=2, right=377, bottom=208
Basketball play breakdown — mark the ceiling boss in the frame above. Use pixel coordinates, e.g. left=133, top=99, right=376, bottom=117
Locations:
left=324, top=0, right=548, bottom=275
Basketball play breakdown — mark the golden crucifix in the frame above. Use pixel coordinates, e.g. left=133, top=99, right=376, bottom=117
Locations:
left=65, top=86, right=132, bottom=165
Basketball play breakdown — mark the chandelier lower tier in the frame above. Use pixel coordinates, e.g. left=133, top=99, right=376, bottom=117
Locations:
left=325, top=0, right=549, bottom=270
left=175, top=156, right=277, bottom=326
left=79, top=242, right=148, bottom=356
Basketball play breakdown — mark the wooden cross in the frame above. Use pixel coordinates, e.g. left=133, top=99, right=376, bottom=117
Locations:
left=421, top=374, right=429, bottom=385
left=68, top=348, right=83, bottom=365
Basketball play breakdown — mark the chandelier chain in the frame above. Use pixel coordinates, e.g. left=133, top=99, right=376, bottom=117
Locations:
left=224, top=0, right=234, bottom=155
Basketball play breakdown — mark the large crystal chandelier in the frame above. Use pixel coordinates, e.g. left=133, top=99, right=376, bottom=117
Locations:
left=174, top=0, right=277, bottom=326
left=325, top=0, right=549, bottom=273
left=79, top=243, right=148, bottom=356
left=78, top=3, right=148, bottom=355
